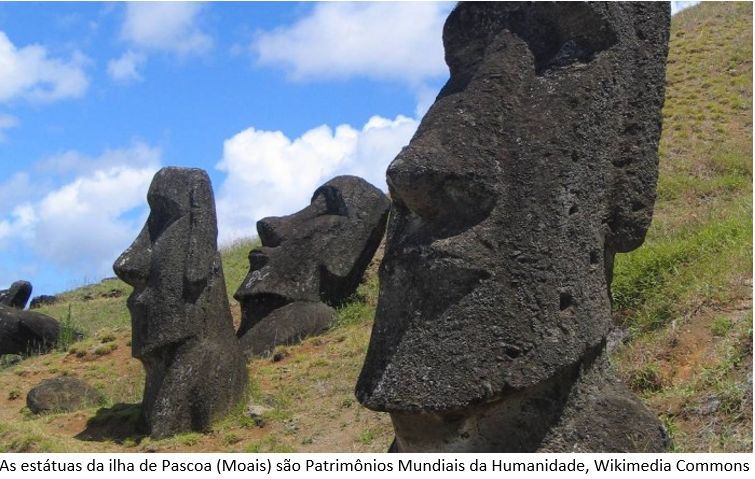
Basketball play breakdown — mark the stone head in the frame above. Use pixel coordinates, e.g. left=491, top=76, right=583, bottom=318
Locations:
left=234, top=175, right=390, bottom=335
left=357, top=2, right=670, bottom=414
left=113, top=167, right=219, bottom=357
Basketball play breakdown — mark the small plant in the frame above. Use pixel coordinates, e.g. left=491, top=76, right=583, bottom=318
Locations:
left=223, top=432, right=241, bottom=446
left=176, top=432, right=202, bottom=446
left=94, top=343, right=118, bottom=356
left=57, top=305, right=80, bottom=352
left=710, top=316, right=733, bottom=337
left=359, top=429, right=375, bottom=445
left=629, top=362, right=664, bottom=393
left=7, top=389, right=21, bottom=400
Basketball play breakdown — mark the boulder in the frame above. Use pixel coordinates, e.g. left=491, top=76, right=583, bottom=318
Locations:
left=113, top=167, right=248, bottom=439
left=0, top=280, right=32, bottom=309
left=235, top=175, right=390, bottom=357
left=27, top=376, right=103, bottom=414
left=0, top=304, right=59, bottom=355
left=29, top=295, right=58, bottom=309
left=356, top=2, right=670, bottom=452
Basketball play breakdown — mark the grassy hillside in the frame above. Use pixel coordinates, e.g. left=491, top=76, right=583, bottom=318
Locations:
left=0, top=2, right=751, bottom=452
left=611, top=2, right=752, bottom=452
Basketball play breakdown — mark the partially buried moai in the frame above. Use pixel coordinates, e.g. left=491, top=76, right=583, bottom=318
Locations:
left=114, top=167, right=247, bottom=439
left=356, top=2, right=671, bottom=452
left=235, top=175, right=390, bottom=358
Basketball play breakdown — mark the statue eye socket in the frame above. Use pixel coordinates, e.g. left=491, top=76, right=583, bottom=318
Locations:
left=146, top=194, right=186, bottom=242
left=311, top=185, right=348, bottom=217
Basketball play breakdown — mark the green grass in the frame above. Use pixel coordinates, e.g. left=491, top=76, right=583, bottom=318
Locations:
left=0, top=1, right=750, bottom=454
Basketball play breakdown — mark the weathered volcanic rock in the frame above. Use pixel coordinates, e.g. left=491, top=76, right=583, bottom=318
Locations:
left=239, top=301, right=339, bottom=357
left=113, top=167, right=248, bottom=439
left=27, top=376, right=103, bottom=414
left=0, top=305, right=59, bottom=355
left=356, top=2, right=670, bottom=452
left=29, top=295, right=58, bottom=309
left=0, top=280, right=32, bottom=309
left=235, top=175, right=390, bottom=356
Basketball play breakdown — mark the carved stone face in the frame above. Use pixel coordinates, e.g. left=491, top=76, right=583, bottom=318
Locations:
left=357, top=2, right=669, bottom=415
left=234, top=175, right=390, bottom=337
left=113, top=167, right=218, bottom=357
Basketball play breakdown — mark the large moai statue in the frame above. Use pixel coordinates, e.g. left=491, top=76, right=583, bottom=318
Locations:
left=113, top=167, right=247, bottom=439
left=235, top=176, right=390, bottom=357
left=356, top=2, right=671, bottom=452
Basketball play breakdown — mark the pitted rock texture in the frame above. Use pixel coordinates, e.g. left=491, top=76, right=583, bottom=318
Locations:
left=0, top=280, right=32, bottom=309
left=235, top=175, right=390, bottom=357
left=113, top=167, right=247, bottom=439
left=27, top=376, right=103, bottom=414
left=0, top=305, right=59, bottom=355
left=356, top=1, right=670, bottom=452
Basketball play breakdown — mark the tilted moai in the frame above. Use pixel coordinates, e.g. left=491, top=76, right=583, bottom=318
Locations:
left=235, top=175, right=390, bottom=357
left=356, top=2, right=671, bottom=452
left=114, top=167, right=247, bottom=439
left=0, top=280, right=32, bottom=309
left=0, top=305, right=59, bottom=355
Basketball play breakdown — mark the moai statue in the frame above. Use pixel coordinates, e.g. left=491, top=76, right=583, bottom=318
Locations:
left=356, top=2, right=671, bottom=452
left=114, top=167, right=247, bottom=439
left=0, top=280, right=32, bottom=309
left=235, top=175, right=390, bottom=357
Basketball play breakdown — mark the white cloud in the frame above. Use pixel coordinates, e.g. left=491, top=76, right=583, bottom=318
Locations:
left=671, top=1, right=700, bottom=15
left=215, top=115, right=417, bottom=244
left=0, top=113, right=18, bottom=141
left=36, top=141, right=160, bottom=176
left=0, top=31, right=89, bottom=103
left=253, top=2, right=450, bottom=85
left=121, top=2, right=212, bottom=56
left=0, top=172, right=36, bottom=208
left=0, top=143, right=160, bottom=279
left=107, top=50, right=146, bottom=83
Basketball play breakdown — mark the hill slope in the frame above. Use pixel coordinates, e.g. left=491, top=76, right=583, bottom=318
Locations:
left=0, top=2, right=751, bottom=452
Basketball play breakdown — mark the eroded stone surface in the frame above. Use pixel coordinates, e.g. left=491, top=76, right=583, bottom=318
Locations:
left=0, top=305, right=59, bottom=355
left=113, top=167, right=247, bottom=439
left=356, top=2, right=670, bottom=452
left=236, top=175, right=390, bottom=356
left=27, top=376, right=103, bottom=414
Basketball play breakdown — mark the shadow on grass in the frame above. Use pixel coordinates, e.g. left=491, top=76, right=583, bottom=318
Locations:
left=75, top=403, right=146, bottom=444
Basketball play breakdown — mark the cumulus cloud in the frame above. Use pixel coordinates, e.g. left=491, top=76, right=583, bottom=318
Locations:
left=121, top=2, right=212, bottom=56
left=0, top=114, right=18, bottom=141
left=253, top=2, right=450, bottom=85
left=215, top=115, right=417, bottom=244
left=0, top=31, right=89, bottom=103
left=0, top=143, right=160, bottom=280
left=107, top=50, right=146, bottom=83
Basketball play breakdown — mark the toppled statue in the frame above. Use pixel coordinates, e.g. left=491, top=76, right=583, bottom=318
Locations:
left=113, top=167, right=247, bottom=439
left=0, top=305, right=59, bottom=355
left=235, top=175, right=390, bottom=357
left=0, top=280, right=32, bottom=309
left=356, top=2, right=670, bottom=452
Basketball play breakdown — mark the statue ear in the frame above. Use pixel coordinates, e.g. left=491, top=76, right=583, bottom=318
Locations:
left=605, top=8, right=668, bottom=254
left=183, top=174, right=217, bottom=300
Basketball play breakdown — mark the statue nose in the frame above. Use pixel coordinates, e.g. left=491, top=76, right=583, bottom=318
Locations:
left=387, top=146, right=497, bottom=233
left=113, top=227, right=151, bottom=289
left=256, top=216, right=285, bottom=247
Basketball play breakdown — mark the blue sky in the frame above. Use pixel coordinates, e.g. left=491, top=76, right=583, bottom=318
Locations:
left=0, top=1, right=698, bottom=298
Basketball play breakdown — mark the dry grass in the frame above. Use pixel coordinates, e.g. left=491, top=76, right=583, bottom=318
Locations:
left=0, top=2, right=750, bottom=452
